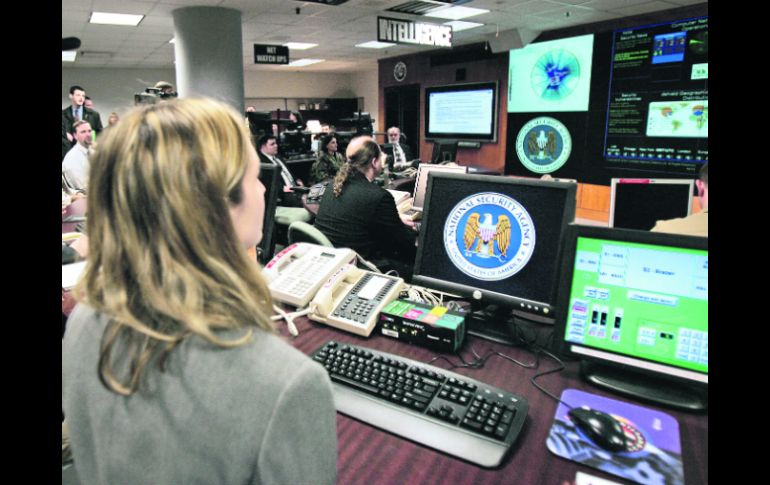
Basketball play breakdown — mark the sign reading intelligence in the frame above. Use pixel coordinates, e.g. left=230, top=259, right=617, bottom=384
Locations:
left=254, top=44, right=289, bottom=65
left=378, top=16, right=452, bottom=48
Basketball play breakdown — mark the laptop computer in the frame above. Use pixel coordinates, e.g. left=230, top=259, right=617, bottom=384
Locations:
left=402, top=163, right=468, bottom=221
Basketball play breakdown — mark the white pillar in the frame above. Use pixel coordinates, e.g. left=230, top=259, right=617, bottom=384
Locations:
left=172, top=7, right=245, bottom=113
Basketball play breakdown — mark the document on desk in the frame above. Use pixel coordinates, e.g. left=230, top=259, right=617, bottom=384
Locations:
left=62, top=261, right=87, bottom=289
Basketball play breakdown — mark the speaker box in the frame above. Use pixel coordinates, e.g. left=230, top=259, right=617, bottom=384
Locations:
left=486, top=28, right=540, bottom=53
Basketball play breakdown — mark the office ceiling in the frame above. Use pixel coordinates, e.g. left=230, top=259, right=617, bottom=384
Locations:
left=62, top=0, right=705, bottom=72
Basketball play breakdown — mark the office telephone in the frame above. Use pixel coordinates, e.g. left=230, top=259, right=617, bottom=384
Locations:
left=263, top=243, right=357, bottom=307
left=309, top=264, right=404, bottom=337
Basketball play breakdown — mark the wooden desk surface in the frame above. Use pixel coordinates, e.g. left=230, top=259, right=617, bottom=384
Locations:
left=280, top=317, right=708, bottom=485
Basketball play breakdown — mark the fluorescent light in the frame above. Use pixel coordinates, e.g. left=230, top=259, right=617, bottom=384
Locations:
left=89, top=12, right=144, bottom=26
left=284, top=42, right=318, bottom=50
left=443, top=20, right=484, bottom=32
left=285, top=58, right=324, bottom=67
left=425, top=6, right=489, bottom=21
left=355, top=41, right=396, bottom=49
left=62, top=51, right=77, bottom=62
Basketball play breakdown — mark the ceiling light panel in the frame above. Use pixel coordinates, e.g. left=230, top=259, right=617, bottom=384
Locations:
left=89, top=12, right=144, bottom=26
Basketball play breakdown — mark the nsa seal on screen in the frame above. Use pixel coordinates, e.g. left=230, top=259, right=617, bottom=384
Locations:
left=444, top=192, right=536, bottom=281
left=516, top=117, right=572, bottom=174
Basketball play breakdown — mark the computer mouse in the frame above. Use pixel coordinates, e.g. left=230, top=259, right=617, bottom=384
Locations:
left=567, top=407, right=628, bottom=452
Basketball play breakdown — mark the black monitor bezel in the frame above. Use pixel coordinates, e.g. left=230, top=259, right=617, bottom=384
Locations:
left=257, top=162, right=282, bottom=264
left=609, top=178, right=695, bottom=230
left=553, top=224, right=708, bottom=388
left=430, top=140, right=459, bottom=164
left=424, top=81, right=499, bottom=142
left=412, top=172, right=577, bottom=316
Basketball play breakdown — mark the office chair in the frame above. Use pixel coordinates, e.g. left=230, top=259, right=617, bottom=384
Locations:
left=287, top=221, right=333, bottom=247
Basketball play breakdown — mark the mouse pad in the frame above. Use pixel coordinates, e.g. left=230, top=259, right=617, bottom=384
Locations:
left=546, top=389, right=684, bottom=485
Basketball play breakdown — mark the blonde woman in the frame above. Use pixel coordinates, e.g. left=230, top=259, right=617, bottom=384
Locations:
left=62, top=97, right=337, bottom=484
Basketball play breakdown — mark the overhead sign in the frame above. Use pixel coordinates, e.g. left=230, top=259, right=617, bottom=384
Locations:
left=254, top=44, right=289, bottom=64
left=378, top=16, right=452, bottom=48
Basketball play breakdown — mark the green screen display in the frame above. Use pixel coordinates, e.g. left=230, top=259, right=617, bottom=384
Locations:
left=564, top=236, right=707, bottom=374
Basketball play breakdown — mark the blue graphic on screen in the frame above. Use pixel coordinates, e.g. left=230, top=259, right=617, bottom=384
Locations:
left=531, top=49, right=581, bottom=100
left=457, top=205, right=520, bottom=268
left=652, top=32, right=686, bottom=64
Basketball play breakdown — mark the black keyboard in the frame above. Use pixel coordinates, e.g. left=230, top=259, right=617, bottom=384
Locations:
left=311, top=341, right=528, bottom=467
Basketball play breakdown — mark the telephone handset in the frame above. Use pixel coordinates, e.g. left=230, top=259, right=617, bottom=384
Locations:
left=263, top=243, right=357, bottom=307
left=309, top=264, right=404, bottom=337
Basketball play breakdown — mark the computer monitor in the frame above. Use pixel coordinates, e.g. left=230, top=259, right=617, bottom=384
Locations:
left=609, top=178, right=694, bottom=230
left=412, top=173, right=577, bottom=344
left=553, top=224, right=708, bottom=411
left=411, top=164, right=468, bottom=212
left=257, top=163, right=281, bottom=264
left=431, top=140, right=458, bottom=164
left=246, top=111, right=273, bottom=136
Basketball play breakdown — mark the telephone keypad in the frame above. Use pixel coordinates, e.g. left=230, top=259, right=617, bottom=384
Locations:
left=331, top=275, right=397, bottom=326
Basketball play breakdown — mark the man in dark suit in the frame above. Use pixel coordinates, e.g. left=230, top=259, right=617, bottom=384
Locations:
left=381, top=126, right=415, bottom=172
left=314, top=136, right=417, bottom=280
left=62, top=85, right=103, bottom=161
left=256, top=134, right=305, bottom=208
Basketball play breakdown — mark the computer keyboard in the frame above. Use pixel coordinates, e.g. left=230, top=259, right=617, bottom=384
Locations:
left=311, top=341, right=528, bottom=467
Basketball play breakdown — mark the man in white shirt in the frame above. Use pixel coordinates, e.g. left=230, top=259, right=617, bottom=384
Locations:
left=62, top=121, right=93, bottom=192
left=383, top=126, right=415, bottom=172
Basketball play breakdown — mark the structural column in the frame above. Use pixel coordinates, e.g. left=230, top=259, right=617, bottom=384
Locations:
left=172, top=7, right=245, bottom=113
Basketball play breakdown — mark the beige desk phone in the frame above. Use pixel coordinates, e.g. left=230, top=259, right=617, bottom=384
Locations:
left=263, top=243, right=357, bottom=307
left=309, top=264, right=404, bottom=337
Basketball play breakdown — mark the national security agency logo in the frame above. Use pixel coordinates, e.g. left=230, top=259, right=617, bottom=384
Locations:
left=444, top=192, right=536, bottom=281
left=516, top=117, right=572, bottom=174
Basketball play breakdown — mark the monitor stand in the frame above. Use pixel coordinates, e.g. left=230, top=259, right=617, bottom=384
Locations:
left=466, top=304, right=547, bottom=347
left=581, top=360, right=708, bottom=412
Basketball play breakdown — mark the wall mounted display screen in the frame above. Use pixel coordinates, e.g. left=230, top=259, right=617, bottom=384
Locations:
left=604, top=16, right=708, bottom=171
left=508, top=34, right=594, bottom=113
left=425, top=82, right=498, bottom=142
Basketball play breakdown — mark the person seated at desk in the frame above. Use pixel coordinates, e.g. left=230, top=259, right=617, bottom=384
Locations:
left=62, top=120, right=94, bottom=192
left=314, top=136, right=417, bottom=280
left=310, top=133, right=345, bottom=184
left=257, top=133, right=304, bottom=207
left=652, top=162, right=708, bottom=237
left=62, top=98, right=337, bottom=485
left=382, top=126, right=417, bottom=172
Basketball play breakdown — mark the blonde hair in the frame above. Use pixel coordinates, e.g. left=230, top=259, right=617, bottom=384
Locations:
left=74, top=97, right=275, bottom=395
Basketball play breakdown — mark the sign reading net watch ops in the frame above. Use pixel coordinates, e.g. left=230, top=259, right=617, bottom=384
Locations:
left=254, top=44, right=289, bottom=65
left=378, top=16, right=452, bottom=47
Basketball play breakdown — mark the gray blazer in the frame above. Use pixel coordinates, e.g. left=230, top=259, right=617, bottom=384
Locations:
left=63, top=304, right=337, bottom=485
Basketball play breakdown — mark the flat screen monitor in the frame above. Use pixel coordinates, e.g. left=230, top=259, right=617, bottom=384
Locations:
left=507, top=33, right=594, bottom=113
left=257, top=163, right=281, bottom=264
left=603, top=16, right=708, bottom=172
left=246, top=111, right=273, bottom=136
left=553, top=224, right=708, bottom=410
left=411, top=164, right=467, bottom=212
left=610, top=178, right=694, bottom=231
left=413, top=173, right=576, bottom=344
left=425, top=82, right=498, bottom=142
left=431, top=140, right=458, bottom=164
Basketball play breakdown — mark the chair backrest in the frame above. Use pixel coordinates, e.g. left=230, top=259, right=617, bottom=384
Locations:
left=288, top=221, right=334, bottom=247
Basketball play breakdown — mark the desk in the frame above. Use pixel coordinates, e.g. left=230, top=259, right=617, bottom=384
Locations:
left=281, top=317, right=708, bottom=485
left=62, top=197, right=87, bottom=234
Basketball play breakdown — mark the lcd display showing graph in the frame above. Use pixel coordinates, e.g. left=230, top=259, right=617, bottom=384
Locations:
left=604, top=17, right=708, bottom=172
left=508, top=34, right=594, bottom=113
